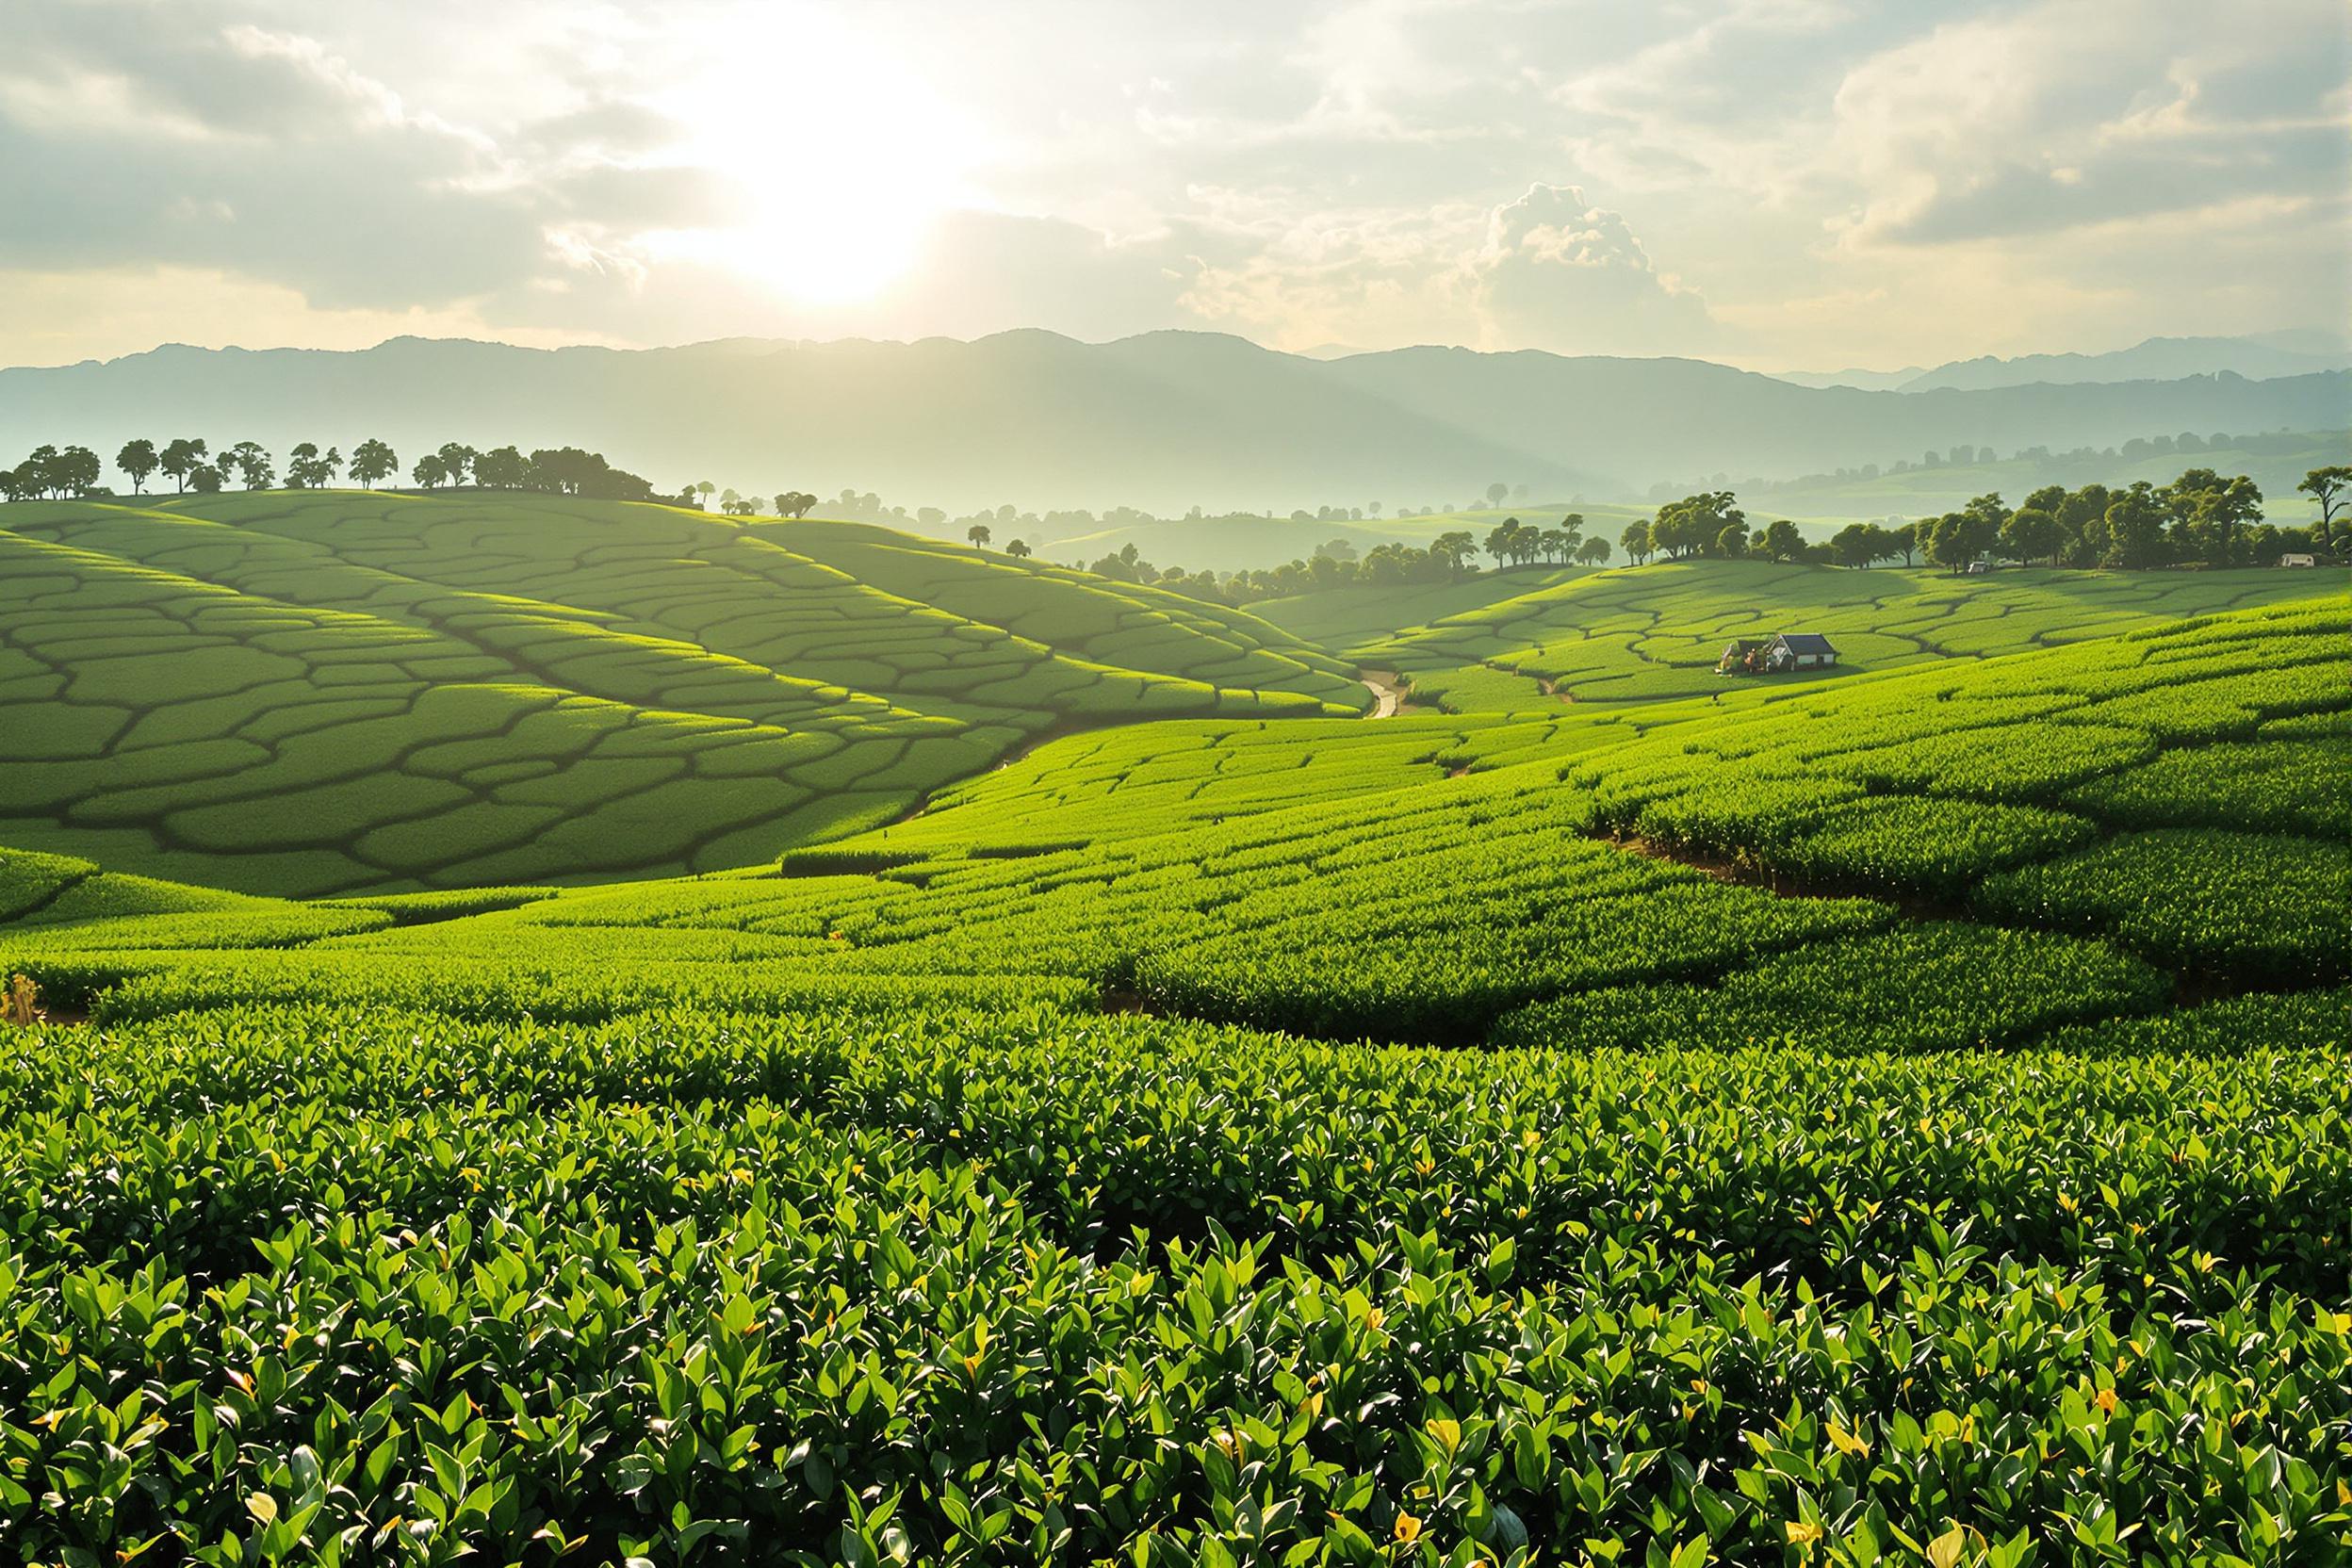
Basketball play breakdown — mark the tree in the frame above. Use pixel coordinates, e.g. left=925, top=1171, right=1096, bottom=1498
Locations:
left=774, top=492, right=816, bottom=519
left=188, top=462, right=224, bottom=494
left=1999, top=506, right=2061, bottom=566
left=2296, top=466, right=2349, bottom=542
left=1715, top=522, right=1750, bottom=559
left=1760, top=518, right=1805, bottom=563
left=968, top=523, right=992, bottom=548
left=2164, top=468, right=2263, bottom=567
left=1484, top=482, right=1509, bottom=508
left=436, top=444, right=477, bottom=487
left=159, top=437, right=208, bottom=494
left=1830, top=522, right=1878, bottom=569
left=412, top=453, right=449, bottom=489
left=1430, top=531, right=1476, bottom=576
left=286, top=442, right=328, bottom=488
left=1888, top=521, right=1919, bottom=567
left=2054, top=485, right=2111, bottom=566
left=1004, top=537, right=1033, bottom=559
left=694, top=481, right=715, bottom=511
left=2099, top=482, right=2169, bottom=569
left=116, top=438, right=159, bottom=495
left=223, top=441, right=273, bottom=490
left=1484, top=517, right=1526, bottom=568
left=475, top=446, right=528, bottom=488
left=1651, top=491, right=1743, bottom=560
left=349, top=439, right=398, bottom=489
left=1923, top=497, right=2002, bottom=572
left=1576, top=535, right=1611, bottom=566
left=1619, top=520, right=1653, bottom=566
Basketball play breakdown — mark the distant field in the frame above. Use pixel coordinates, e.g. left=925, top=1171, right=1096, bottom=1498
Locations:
left=0, top=493, right=1363, bottom=893
left=1259, top=557, right=2344, bottom=710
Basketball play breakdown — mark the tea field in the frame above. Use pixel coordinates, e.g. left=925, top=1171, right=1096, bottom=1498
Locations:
left=1257, top=558, right=2338, bottom=710
left=0, top=495, right=1361, bottom=895
left=0, top=504, right=2345, bottom=1564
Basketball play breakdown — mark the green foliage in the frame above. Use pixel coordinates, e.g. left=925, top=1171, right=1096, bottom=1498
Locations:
left=0, top=1004, right=2344, bottom=1563
left=1976, top=830, right=2351, bottom=985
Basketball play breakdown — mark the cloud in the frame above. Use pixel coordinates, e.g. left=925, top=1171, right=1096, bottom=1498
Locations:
left=1466, top=184, right=1716, bottom=355
left=0, top=0, right=2342, bottom=371
left=1829, top=0, right=2349, bottom=247
left=0, top=3, right=564, bottom=308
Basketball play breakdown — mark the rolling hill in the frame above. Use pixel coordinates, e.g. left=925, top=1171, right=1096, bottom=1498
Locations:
left=0, top=491, right=1363, bottom=894
left=1256, top=557, right=2345, bottom=709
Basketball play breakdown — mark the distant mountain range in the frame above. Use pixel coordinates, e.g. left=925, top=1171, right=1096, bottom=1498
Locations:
left=3, top=331, right=2344, bottom=513
left=1773, top=335, right=2352, bottom=394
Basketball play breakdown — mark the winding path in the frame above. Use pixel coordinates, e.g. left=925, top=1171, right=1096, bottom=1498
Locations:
left=1359, top=670, right=1406, bottom=718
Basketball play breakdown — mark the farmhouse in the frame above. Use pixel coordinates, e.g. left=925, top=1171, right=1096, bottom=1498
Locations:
left=1769, top=632, right=1839, bottom=671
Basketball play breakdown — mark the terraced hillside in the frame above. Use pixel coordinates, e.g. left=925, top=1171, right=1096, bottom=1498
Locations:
left=0, top=597, right=2344, bottom=1564
left=0, top=493, right=1362, bottom=893
left=1258, top=556, right=2341, bottom=709
left=8, top=594, right=2342, bottom=1039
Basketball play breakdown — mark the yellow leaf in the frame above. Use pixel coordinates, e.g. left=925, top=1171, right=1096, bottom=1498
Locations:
left=1826, top=1419, right=1870, bottom=1459
left=1784, top=1521, right=1823, bottom=1544
left=1926, top=1525, right=1967, bottom=1568
left=246, top=1494, right=279, bottom=1527
left=1426, top=1417, right=1462, bottom=1453
left=1394, top=1513, right=1422, bottom=1544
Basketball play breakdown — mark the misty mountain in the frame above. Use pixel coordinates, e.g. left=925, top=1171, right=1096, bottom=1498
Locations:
left=1774, top=335, right=2352, bottom=394
left=3, top=331, right=2344, bottom=514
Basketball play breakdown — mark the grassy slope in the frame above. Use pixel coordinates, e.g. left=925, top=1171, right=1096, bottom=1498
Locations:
left=8, top=595, right=2342, bottom=1050
left=0, top=493, right=1364, bottom=894
left=1257, top=557, right=2345, bottom=710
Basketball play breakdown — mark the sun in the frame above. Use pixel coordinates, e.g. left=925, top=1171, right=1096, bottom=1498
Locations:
left=650, top=6, right=978, bottom=305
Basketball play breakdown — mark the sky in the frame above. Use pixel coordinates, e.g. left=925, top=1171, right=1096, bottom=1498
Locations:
left=1, top=0, right=2344, bottom=372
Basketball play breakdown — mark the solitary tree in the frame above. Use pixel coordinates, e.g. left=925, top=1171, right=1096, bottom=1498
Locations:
left=1619, top=520, right=1653, bottom=566
left=286, top=442, right=330, bottom=488
left=1484, top=482, right=1510, bottom=508
left=350, top=439, right=398, bottom=489
left=1004, top=537, right=1033, bottom=559
left=116, top=438, right=159, bottom=494
left=159, top=437, right=208, bottom=494
left=694, top=481, right=715, bottom=511
left=968, top=523, right=992, bottom=548
left=2296, top=466, right=2349, bottom=542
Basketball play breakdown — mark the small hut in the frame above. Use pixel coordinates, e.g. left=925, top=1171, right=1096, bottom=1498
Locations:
left=1767, top=632, right=1839, bottom=672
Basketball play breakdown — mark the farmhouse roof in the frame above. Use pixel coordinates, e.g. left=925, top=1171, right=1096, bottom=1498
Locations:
left=1774, top=632, right=1838, bottom=654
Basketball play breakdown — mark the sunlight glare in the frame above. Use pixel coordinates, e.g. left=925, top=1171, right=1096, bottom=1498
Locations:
left=654, top=5, right=977, bottom=304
